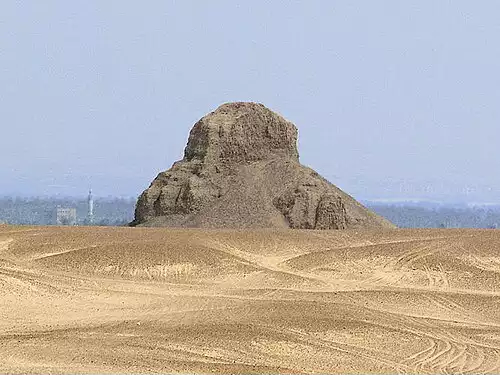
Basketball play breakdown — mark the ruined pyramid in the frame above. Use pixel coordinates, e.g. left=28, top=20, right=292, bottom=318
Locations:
left=131, top=102, right=394, bottom=229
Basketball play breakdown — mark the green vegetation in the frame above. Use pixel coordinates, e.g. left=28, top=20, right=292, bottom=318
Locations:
left=366, top=203, right=500, bottom=229
left=0, top=197, right=135, bottom=226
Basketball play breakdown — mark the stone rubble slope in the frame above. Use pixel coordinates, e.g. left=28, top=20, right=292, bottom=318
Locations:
left=132, top=102, right=394, bottom=229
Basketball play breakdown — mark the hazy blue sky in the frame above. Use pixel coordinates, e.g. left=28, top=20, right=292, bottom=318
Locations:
left=1, top=1, right=499, bottom=202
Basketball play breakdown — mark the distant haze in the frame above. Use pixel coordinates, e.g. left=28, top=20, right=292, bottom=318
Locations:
left=1, top=1, right=499, bottom=203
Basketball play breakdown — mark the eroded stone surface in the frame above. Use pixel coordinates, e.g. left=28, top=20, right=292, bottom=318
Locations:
left=132, top=102, right=394, bottom=229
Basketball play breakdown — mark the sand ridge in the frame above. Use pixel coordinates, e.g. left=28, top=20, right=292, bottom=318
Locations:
left=0, top=226, right=499, bottom=373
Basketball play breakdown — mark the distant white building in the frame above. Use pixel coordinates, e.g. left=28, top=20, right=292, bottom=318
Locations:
left=56, top=207, right=77, bottom=226
left=87, top=189, right=94, bottom=225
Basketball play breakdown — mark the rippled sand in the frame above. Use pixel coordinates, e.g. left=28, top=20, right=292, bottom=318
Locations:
left=1, top=225, right=499, bottom=374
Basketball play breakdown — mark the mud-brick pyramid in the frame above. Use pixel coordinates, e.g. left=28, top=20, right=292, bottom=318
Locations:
left=131, top=102, right=394, bottom=229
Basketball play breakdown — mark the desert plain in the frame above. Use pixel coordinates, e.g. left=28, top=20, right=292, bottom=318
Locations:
left=1, top=225, right=500, bottom=374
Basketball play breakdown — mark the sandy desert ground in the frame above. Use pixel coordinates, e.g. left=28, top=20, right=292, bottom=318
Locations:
left=1, top=225, right=500, bottom=374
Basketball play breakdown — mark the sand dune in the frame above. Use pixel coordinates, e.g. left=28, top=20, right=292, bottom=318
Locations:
left=1, top=225, right=500, bottom=374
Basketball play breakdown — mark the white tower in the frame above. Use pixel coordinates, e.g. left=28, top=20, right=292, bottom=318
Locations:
left=87, top=188, right=94, bottom=225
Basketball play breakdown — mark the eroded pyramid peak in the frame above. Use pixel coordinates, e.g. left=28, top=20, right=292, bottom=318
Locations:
left=183, top=102, right=299, bottom=164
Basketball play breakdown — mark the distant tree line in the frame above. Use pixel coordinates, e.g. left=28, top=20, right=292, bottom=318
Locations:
left=0, top=196, right=136, bottom=226
left=366, top=203, right=500, bottom=229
